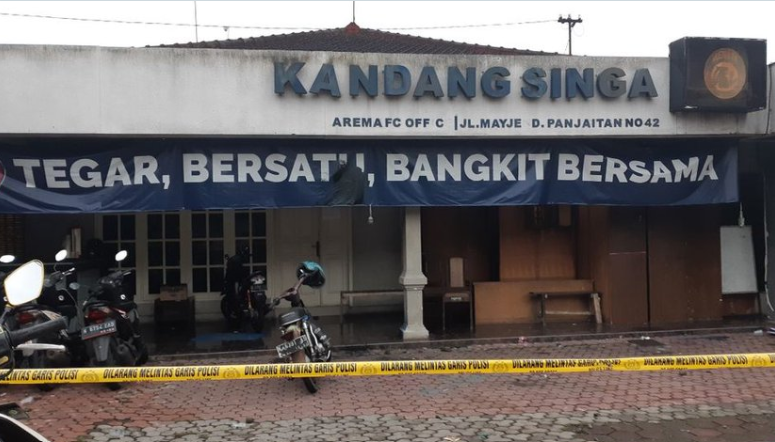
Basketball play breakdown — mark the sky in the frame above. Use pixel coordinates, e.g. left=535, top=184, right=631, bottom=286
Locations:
left=0, top=1, right=773, bottom=61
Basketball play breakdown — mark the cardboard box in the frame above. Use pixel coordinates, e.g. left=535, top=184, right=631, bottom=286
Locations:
left=154, top=297, right=195, bottom=327
left=159, top=284, right=188, bottom=302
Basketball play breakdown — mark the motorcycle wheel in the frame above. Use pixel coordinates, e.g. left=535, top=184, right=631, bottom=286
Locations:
left=220, top=297, right=242, bottom=332
left=220, top=296, right=230, bottom=318
left=131, top=319, right=149, bottom=366
left=23, top=353, right=56, bottom=392
left=136, top=338, right=149, bottom=366
left=249, top=307, right=265, bottom=333
left=303, top=377, right=319, bottom=394
left=95, top=337, right=122, bottom=391
left=301, top=354, right=318, bottom=394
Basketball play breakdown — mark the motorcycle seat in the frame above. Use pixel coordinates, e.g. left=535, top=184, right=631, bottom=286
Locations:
left=279, top=308, right=307, bottom=327
left=83, top=299, right=109, bottom=309
left=14, top=304, right=41, bottom=312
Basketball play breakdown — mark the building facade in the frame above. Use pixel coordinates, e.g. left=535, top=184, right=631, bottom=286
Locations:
left=0, top=31, right=770, bottom=338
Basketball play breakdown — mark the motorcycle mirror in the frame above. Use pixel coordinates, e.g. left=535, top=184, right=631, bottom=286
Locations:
left=0, top=255, right=15, bottom=264
left=3, top=260, right=45, bottom=306
left=55, top=249, right=68, bottom=262
left=69, top=282, right=80, bottom=291
left=0, top=412, right=51, bottom=441
left=115, top=250, right=128, bottom=262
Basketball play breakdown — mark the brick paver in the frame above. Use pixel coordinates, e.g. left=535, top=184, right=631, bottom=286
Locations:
left=2, top=332, right=775, bottom=441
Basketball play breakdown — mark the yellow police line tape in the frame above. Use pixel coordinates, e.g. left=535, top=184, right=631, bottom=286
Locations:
left=0, top=353, right=773, bottom=384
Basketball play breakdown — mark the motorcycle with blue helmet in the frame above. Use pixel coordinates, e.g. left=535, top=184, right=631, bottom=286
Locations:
left=273, top=260, right=332, bottom=394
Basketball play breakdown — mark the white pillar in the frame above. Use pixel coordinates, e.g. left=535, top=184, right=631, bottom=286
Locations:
left=400, top=207, right=429, bottom=340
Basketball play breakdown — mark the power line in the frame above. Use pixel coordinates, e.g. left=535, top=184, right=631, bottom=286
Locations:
left=0, top=11, right=320, bottom=31
left=0, top=10, right=556, bottom=32
left=384, top=19, right=555, bottom=31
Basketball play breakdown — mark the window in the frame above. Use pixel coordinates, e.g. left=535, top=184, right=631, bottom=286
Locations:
left=100, top=214, right=137, bottom=296
left=191, top=211, right=225, bottom=293
left=235, top=210, right=268, bottom=282
left=147, top=213, right=181, bottom=294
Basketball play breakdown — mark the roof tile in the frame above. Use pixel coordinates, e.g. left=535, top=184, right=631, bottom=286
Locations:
left=156, top=22, right=551, bottom=55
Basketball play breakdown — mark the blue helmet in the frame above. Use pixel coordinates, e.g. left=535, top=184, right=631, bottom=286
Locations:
left=297, top=261, right=325, bottom=287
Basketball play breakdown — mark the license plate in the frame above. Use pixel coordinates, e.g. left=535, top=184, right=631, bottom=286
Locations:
left=276, top=335, right=310, bottom=358
left=81, top=319, right=117, bottom=340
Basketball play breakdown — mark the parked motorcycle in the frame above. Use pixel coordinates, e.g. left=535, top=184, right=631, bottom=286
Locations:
left=220, top=246, right=270, bottom=332
left=0, top=258, right=69, bottom=442
left=36, top=250, right=89, bottom=370
left=1, top=251, right=72, bottom=392
left=274, top=261, right=332, bottom=394
left=82, top=250, right=148, bottom=391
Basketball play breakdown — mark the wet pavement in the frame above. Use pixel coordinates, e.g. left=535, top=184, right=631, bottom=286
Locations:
left=3, top=329, right=775, bottom=441
left=142, top=312, right=410, bottom=355
left=143, top=311, right=766, bottom=356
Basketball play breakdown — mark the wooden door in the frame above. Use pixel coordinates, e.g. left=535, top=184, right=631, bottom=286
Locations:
left=647, top=206, right=723, bottom=323
left=273, top=208, right=351, bottom=307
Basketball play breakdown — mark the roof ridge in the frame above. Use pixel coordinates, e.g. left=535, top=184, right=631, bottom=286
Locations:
left=353, top=25, right=553, bottom=55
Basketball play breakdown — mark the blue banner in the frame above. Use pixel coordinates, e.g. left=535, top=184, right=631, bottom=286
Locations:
left=0, top=139, right=737, bottom=213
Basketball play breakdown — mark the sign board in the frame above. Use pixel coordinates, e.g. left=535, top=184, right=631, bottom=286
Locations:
left=0, top=46, right=765, bottom=137
left=0, top=139, right=738, bottom=213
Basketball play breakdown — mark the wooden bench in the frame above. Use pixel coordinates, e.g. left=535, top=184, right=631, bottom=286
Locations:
left=529, top=291, right=601, bottom=326
left=339, top=289, right=404, bottom=325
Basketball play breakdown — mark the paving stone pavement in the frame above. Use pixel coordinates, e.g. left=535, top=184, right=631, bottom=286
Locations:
left=2, top=332, right=775, bottom=442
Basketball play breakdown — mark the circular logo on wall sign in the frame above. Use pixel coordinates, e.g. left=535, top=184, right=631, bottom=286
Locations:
left=703, top=48, right=747, bottom=100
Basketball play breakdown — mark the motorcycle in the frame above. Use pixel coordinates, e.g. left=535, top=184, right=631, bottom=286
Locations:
left=220, top=247, right=270, bottom=332
left=0, top=258, right=69, bottom=442
left=82, top=250, right=148, bottom=391
left=36, top=250, right=89, bottom=371
left=274, top=261, right=332, bottom=394
left=0, top=251, right=73, bottom=392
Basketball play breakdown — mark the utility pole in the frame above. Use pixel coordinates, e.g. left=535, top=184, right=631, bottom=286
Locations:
left=193, top=1, right=199, bottom=43
left=557, top=15, right=582, bottom=55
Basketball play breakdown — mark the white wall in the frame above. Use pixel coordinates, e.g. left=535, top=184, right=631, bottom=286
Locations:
left=351, top=206, right=402, bottom=291
left=0, top=45, right=766, bottom=137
